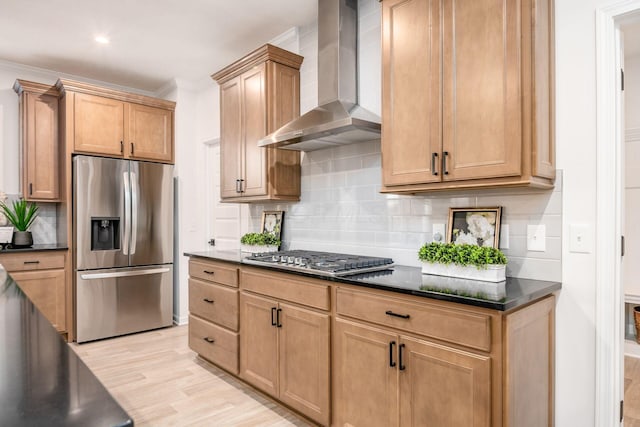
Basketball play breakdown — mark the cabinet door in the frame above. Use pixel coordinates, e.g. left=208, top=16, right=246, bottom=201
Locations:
left=241, top=64, right=268, bottom=197
left=381, top=0, right=441, bottom=186
left=278, top=302, right=330, bottom=426
left=399, top=336, right=491, bottom=427
left=23, top=92, right=59, bottom=200
left=239, top=292, right=278, bottom=397
left=127, top=103, right=173, bottom=162
left=74, top=93, right=124, bottom=156
left=220, top=77, right=243, bottom=199
left=333, top=318, right=398, bottom=427
left=12, top=269, right=66, bottom=333
left=442, top=0, right=521, bottom=181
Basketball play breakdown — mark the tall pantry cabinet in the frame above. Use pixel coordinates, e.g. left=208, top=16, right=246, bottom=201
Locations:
left=212, top=44, right=303, bottom=202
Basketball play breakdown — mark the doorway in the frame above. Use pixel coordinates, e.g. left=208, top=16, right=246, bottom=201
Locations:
left=595, top=1, right=640, bottom=425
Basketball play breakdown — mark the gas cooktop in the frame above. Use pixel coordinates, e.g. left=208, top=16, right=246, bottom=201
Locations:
left=242, top=250, right=395, bottom=277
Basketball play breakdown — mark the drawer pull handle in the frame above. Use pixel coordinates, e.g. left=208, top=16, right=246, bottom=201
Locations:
left=203, top=298, right=214, bottom=304
left=385, top=310, right=410, bottom=319
left=203, top=337, right=215, bottom=344
left=23, top=261, right=40, bottom=264
left=442, top=151, right=449, bottom=175
left=399, top=343, right=406, bottom=371
left=203, top=270, right=215, bottom=275
left=271, top=307, right=277, bottom=326
left=276, top=308, right=283, bottom=328
left=389, top=341, right=396, bottom=368
left=431, top=152, right=438, bottom=176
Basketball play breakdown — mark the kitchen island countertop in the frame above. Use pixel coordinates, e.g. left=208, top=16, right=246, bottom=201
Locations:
left=184, top=249, right=561, bottom=311
left=0, top=267, right=133, bottom=427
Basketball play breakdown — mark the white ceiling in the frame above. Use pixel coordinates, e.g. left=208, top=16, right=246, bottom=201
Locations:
left=0, top=0, right=317, bottom=92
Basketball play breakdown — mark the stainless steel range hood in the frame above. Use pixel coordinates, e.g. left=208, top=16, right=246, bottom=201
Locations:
left=258, top=0, right=381, bottom=151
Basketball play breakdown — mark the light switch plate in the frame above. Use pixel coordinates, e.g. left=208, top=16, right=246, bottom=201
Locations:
left=569, top=224, right=592, bottom=253
left=499, top=225, right=509, bottom=249
left=527, top=224, right=546, bottom=252
left=432, top=223, right=446, bottom=242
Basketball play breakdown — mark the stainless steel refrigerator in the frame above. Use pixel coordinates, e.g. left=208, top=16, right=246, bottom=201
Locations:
left=73, top=155, right=173, bottom=343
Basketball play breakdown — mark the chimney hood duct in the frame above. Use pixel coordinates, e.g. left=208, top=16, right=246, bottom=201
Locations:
left=258, top=0, right=381, bottom=151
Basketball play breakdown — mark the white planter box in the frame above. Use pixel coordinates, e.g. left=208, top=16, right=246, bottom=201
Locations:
left=421, top=262, right=506, bottom=283
left=241, top=244, right=279, bottom=254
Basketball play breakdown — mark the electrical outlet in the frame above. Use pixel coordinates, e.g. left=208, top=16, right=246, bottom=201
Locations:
left=527, top=224, right=546, bottom=252
left=432, top=223, right=445, bottom=242
left=499, top=225, right=509, bottom=249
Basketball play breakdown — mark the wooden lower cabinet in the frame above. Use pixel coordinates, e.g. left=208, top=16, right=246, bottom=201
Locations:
left=11, top=269, right=66, bottom=333
left=240, top=292, right=330, bottom=426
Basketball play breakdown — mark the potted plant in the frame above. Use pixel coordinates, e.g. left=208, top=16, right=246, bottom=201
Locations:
left=240, top=232, right=280, bottom=253
left=0, top=199, right=39, bottom=248
left=418, top=242, right=507, bottom=282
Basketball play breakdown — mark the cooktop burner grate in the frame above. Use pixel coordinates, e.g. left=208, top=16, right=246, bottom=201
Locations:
left=242, top=250, right=394, bottom=277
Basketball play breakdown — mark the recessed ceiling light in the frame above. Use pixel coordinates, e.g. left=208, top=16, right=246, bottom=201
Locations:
left=94, top=35, right=110, bottom=44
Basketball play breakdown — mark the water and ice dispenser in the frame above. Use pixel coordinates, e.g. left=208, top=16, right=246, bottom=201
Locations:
left=91, top=217, right=120, bottom=250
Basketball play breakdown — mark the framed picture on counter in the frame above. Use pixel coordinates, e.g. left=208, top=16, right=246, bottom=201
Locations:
left=261, top=210, right=284, bottom=241
left=447, top=207, right=502, bottom=248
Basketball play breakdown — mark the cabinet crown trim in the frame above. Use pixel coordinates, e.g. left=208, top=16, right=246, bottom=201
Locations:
left=13, top=79, right=60, bottom=97
left=55, top=78, right=176, bottom=111
left=211, top=43, right=304, bottom=84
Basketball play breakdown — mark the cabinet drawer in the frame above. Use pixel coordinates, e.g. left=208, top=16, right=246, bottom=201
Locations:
left=189, top=259, right=238, bottom=287
left=189, top=315, right=239, bottom=374
left=336, top=288, right=492, bottom=352
left=241, top=268, right=330, bottom=311
left=0, top=251, right=65, bottom=272
left=189, top=278, right=239, bottom=331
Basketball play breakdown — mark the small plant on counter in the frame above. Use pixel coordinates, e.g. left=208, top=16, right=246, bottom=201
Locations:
left=418, top=242, right=507, bottom=270
left=240, top=232, right=281, bottom=247
left=0, top=199, right=39, bottom=232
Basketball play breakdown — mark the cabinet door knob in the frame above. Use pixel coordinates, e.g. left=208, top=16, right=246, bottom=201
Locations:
left=399, top=343, right=406, bottom=371
left=431, top=153, right=438, bottom=176
left=442, top=151, right=449, bottom=175
left=389, top=341, right=397, bottom=368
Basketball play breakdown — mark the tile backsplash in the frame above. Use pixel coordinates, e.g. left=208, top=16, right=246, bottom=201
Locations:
left=248, top=141, right=563, bottom=282
left=2, top=194, right=57, bottom=245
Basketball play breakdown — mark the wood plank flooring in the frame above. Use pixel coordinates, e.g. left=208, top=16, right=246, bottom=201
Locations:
left=70, top=325, right=313, bottom=427
left=627, top=356, right=640, bottom=426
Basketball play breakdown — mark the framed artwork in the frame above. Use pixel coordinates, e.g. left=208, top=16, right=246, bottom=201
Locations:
left=261, top=210, right=284, bottom=241
left=447, top=207, right=502, bottom=248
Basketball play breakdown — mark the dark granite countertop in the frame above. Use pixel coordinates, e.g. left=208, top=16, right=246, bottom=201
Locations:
left=184, top=249, right=561, bottom=311
left=0, top=243, right=68, bottom=253
left=0, top=267, right=133, bottom=426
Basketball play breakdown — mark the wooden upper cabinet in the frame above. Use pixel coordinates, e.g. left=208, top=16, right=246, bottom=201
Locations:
left=127, top=103, right=173, bottom=162
left=13, top=80, right=60, bottom=201
left=56, top=79, right=175, bottom=164
left=74, top=93, right=125, bottom=157
left=212, top=44, right=303, bottom=203
left=381, top=0, right=555, bottom=193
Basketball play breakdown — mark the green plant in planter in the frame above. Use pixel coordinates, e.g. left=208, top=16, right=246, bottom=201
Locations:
left=240, top=232, right=281, bottom=247
left=418, top=242, right=507, bottom=270
left=0, top=199, right=39, bottom=232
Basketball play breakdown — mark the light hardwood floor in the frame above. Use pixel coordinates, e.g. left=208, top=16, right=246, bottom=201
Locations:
left=626, top=356, right=640, bottom=426
left=70, top=325, right=313, bottom=426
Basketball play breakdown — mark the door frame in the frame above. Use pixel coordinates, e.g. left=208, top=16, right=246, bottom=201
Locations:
left=595, top=1, right=640, bottom=424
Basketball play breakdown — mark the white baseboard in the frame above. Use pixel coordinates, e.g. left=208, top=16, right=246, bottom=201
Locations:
left=625, top=340, right=640, bottom=358
left=173, top=314, right=189, bottom=326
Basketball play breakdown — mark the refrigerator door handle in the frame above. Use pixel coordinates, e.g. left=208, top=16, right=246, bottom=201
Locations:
left=80, top=267, right=171, bottom=280
left=122, top=171, right=131, bottom=255
left=130, top=171, right=139, bottom=255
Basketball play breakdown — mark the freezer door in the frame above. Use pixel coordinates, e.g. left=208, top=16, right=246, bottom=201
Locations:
left=74, top=156, right=129, bottom=270
left=76, top=265, right=173, bottom=343
left=129, top=161, right=174, bottom=266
